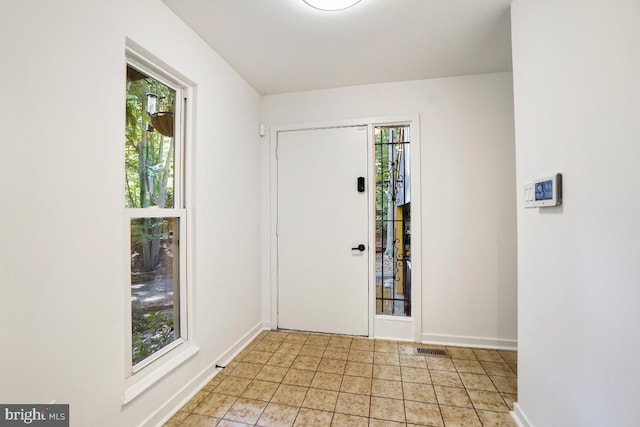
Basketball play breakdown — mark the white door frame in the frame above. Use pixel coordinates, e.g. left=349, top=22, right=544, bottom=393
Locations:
left=268, top=115, right=422, bottom=342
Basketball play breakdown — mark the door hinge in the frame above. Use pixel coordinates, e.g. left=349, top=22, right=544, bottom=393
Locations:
left=276, top=223, right=279, bottom=236
left=275, top=142, right=279, bottom=159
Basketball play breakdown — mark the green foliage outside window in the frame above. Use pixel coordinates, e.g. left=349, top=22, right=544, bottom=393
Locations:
left=132, top=306, right=176, bottom=365
left=125, top=69, right=176, bottom=209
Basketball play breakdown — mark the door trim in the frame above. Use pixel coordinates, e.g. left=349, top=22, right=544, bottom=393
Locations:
left=267, top=116, right=422, bottom=342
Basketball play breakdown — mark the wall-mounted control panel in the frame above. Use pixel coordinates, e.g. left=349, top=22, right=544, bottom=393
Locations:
left=524, top=173, right=562, bottom=208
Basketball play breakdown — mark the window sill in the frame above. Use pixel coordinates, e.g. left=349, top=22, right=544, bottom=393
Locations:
left=122, top=344, right=199, bottom=406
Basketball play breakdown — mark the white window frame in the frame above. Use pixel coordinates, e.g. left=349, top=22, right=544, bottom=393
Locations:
left=123, top=44, right=198, bottom=405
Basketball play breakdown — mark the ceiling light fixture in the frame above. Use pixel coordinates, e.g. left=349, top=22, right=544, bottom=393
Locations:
left=303, top=0, right=362, bottom=11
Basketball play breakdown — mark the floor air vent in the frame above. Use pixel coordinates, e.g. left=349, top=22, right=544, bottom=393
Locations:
left=415, top=347, right=448, bottom=357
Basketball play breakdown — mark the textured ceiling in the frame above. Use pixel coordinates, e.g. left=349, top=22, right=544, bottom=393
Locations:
left=163, top=0, right=512, bottom=95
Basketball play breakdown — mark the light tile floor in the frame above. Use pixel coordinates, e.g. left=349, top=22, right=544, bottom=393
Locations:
left=164, top=330, right=517, bottom=427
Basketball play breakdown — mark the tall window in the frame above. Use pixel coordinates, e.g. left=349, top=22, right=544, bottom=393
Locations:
left=125, top=61, right=187, bottom=370
left=375, top=125, right=411, bottom=316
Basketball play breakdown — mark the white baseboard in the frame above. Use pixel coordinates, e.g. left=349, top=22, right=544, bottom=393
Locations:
left=421, top=333, right=517, bottom=351
left=261, top=321, right=273, bottom=332
left=143, top=321, right=269, bottom=427
left=216, top=322, right=271, bottom=367
left=374, top=315, right=415, bottom=342
left=512, top=403, right=533, bottom=427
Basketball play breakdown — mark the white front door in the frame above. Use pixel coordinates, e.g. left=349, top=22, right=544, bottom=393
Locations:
left=277, top=126, right=369, bottom=336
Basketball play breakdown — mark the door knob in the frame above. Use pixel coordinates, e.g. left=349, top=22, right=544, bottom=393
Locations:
left=351, top=244, right=366, bottom=252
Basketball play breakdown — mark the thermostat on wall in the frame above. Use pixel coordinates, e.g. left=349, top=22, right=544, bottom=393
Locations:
left=524, top=173, right=562, bottom=208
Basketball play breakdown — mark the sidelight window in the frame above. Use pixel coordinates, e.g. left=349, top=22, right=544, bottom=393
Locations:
left=375, top=125, right=411, bottom=316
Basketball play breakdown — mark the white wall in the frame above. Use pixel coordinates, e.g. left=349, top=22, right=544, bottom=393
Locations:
left=0, top=1, right=261, bottom=425
left=511, top=1, right=640, bottom=426
left=260, top=72, right=517, bottom=348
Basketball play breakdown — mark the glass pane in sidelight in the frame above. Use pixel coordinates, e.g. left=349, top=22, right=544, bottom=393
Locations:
left=375, top=125, right=411, bottom=316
